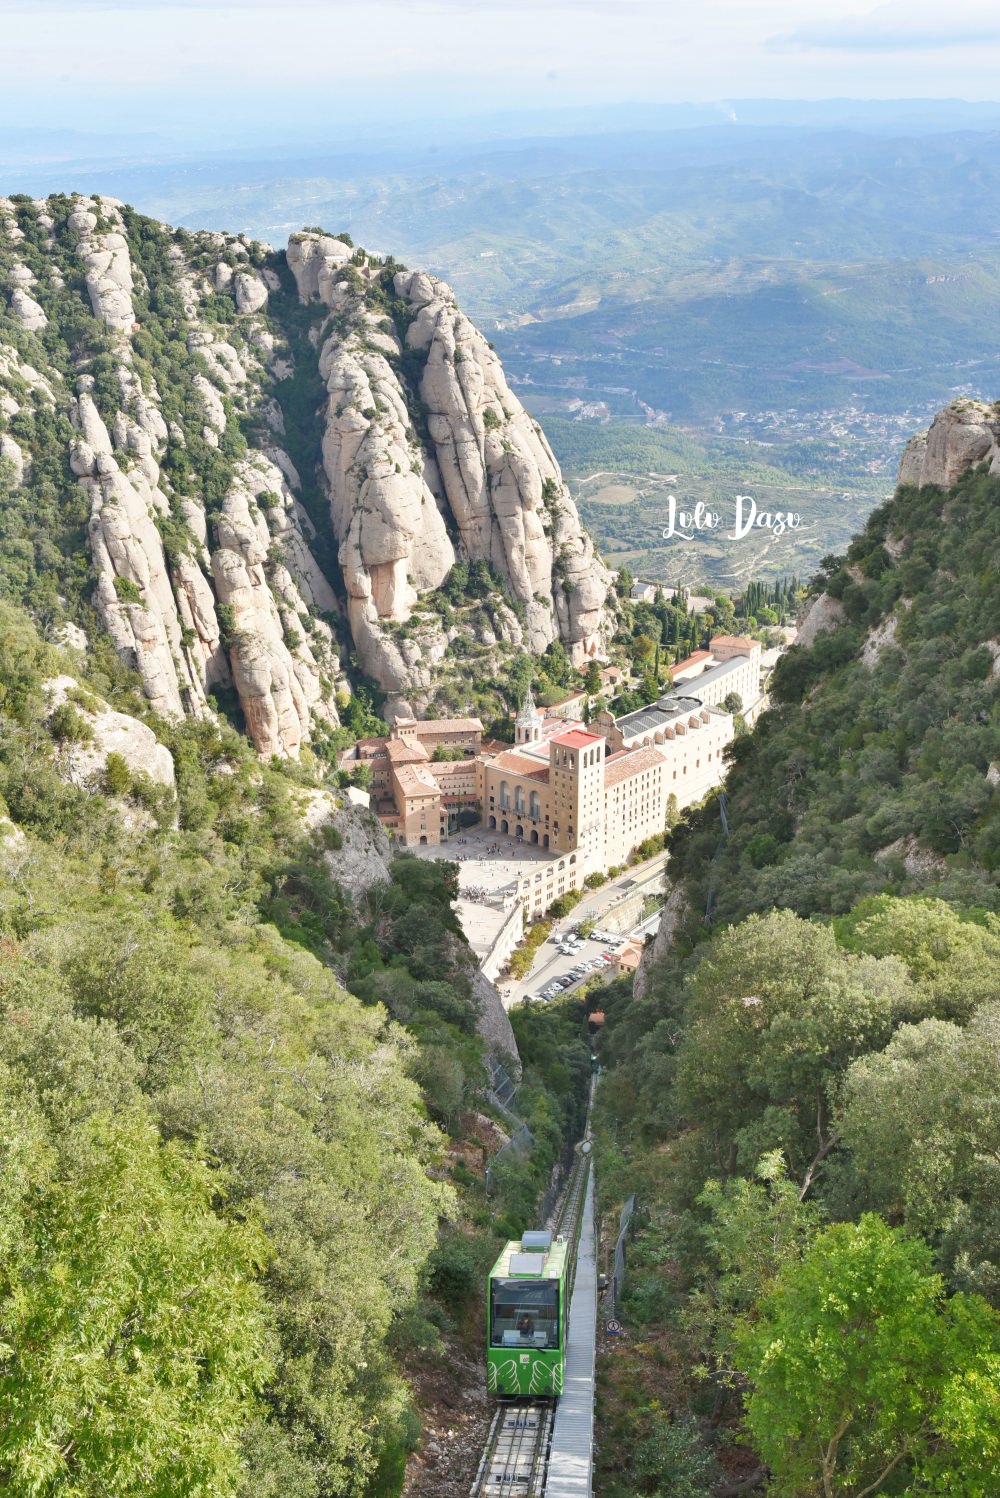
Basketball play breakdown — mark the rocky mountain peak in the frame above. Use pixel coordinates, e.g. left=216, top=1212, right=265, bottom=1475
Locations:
left=0, top=200, right=614, bottom=751
left=897, top=397, right=1000, bottom=490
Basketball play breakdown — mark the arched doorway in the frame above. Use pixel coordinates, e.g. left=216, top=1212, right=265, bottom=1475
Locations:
left=530, top=829, right=539, bottom=844
left=501, top=819, right=508, bottom=835
left=488, top=814, right=496, bottom=830
left=419, top=835, right=428, bottom=844
left=516, top=825, right=524, bottom=841
left=543, top=834, right=549, bottom=848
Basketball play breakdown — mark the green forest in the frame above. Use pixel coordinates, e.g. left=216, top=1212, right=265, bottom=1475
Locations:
left=0, top=598, right=590, bottom=1496
left=591, top=460, right=1000, bottom=1496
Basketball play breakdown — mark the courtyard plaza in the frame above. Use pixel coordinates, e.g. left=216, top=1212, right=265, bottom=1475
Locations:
left=409, top=822, right=553, bottom=965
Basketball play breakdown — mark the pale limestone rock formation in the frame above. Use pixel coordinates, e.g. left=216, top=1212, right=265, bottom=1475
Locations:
left=286, top=232, right=352, bottom=302
left=795, top=592, right=848, bottom=648
left=985, top=640, right=1000, bottom=678
left=473, top=967, right=519, bottom=1067
left=898, top=400, right=1000, bottom=488
left=861, top=613, right=900, bottom=670
left=874, top=834, right=949, bottom=880
left=0, top=344, right=56, bottom=405
left=281, top=232, right=613, bottom=699
left=86, top=462, right=192, bottom=720
left=43, top=676, right=176, bottom=788
left=10, top=287, right=47, bottom=331
left=235, top=270, right=268, bottom=313
left=193, top=373, right=226, bottom=432
left=54, top=621, right=88, bottom=653
left=0, top=204, right=613, bottom=760
left=211, top=456, right=340, bottom=758
left=319, top=310, right=455, bottom=688
left=633, top=884, right=688, bottom=998
left=0, top=197, right=24, bottom=242
left=398, top=267, right=611, bottom=664
left=0, top=433, right=24, bottom=485
left=300, top=790, right=395, bottom=899
left=70, top=199, right=135, bottom=332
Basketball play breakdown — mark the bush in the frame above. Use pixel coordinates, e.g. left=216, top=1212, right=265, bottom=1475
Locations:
left=49, top=702, right=93, bottom=745
left=216, top=603, right=237, bottom=648
left=113, top=576, right=142, bottom=604
left=427, top=1233, right=479, bottom=1304
left=102, top=752, right=133, bottom=797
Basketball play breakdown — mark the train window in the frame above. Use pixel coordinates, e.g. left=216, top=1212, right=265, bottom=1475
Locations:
left=490, top=1278, right=560, bottom=1349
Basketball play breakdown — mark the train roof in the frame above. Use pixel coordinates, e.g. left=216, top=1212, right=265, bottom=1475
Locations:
left=489, top=1235, right=570, bottom=1281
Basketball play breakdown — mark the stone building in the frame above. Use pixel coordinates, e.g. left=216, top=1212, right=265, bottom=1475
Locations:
left=345, top=713, right=483, bottom=846
left=668, top=634, right=761, bottom=708
left=351, top=638, right=761, bottom=861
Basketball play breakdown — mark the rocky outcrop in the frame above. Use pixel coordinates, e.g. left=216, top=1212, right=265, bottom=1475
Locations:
left=898, top=399, right=1000, bottom=489
left=861, top=612, right=900, bottom=669
left=873, top=834, right=949, bottom=880
left=69, top=200, right=136, bottom=332
left=0, top=198, right=613, bottom=752
left=211, top=454, right=340, bottom=757
left=10, top=286, right=47, bottom=331
left=795, top=591, right=847, bottom=648
left=43, top=675, right=176, bottom=788
left=473, top=968, right=520, bottom=1070
left=633, top=883, right=687, bottom=998
left=291, top=236, right=614, bottom=699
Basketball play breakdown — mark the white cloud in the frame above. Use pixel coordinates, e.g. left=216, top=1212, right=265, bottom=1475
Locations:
left=770, top=0, right=1000, bottom=52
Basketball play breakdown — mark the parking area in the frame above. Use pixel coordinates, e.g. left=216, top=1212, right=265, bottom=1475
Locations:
left=513, top=924, right=629, bottom=1008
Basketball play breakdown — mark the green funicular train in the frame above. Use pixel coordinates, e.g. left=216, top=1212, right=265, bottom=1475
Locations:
left=487, top=1229, right=568, bottom=1397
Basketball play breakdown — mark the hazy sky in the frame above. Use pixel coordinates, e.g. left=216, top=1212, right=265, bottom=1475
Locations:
left=2, top=0, right=1000, bottom=145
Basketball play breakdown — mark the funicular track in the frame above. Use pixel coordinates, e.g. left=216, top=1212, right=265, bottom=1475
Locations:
left=471, top=1085, right=597, bottom=1498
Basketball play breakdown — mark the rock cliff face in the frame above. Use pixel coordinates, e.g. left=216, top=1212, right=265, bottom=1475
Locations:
left=0, top=197, right=614, bottom=751
left=287, top=237, right=612, bottom=712
left=898, top=399, right=1000, bottom=489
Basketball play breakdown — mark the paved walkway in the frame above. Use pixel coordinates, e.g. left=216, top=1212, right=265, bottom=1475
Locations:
left=546, top=1169, right=596, bottom=1498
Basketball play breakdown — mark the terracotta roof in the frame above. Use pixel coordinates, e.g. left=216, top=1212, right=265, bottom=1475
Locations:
left=604, top=745, right=664, bottom=788
left=550, top=728, right=603, bottom=749
left=386, top=738, right=428, bottom=764
left=669, top=650, right=711, bottom=676
left=428, top=759, right=477, bottom=778
left=394, top=764, right=441, bottom=797
left=491, top=750, right=550, bottom=780
left=709, top=634, right=757, bottom=652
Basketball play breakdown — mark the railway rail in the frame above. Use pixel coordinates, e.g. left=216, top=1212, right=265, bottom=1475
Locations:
left=471, top=1089, right=597, bottom=1498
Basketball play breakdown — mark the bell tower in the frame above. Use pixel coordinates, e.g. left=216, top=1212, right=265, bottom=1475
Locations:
left=515, top=686, right=542, bottom=746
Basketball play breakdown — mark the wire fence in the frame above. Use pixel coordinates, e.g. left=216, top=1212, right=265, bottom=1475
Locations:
left=607, top=1192, right=637, bottom=1318
left=704, top=788, right=729, bottom=925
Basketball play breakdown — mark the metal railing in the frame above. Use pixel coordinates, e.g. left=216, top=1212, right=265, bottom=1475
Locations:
left=607, top=1192, right=636, bottom=1318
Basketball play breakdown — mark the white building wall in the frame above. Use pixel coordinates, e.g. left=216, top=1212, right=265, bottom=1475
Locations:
left=658, top=711, right=734, bottom=808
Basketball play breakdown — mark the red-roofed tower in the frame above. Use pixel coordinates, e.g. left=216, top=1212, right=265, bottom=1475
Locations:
left=549, top=726, right=605, bottom=866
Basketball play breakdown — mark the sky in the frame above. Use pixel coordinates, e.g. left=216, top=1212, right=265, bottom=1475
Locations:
left=2, top=0, right=1000, bottom=149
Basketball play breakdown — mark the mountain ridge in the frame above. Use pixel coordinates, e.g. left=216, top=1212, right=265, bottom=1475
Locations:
left=0, top=193, right=613, bottom=755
